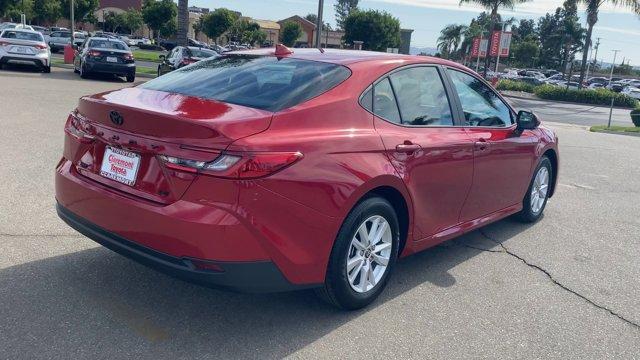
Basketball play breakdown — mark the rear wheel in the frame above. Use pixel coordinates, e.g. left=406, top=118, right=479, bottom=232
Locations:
left=79, top=62, right=88, bottom=79
left=516, top=156, right=552, bottom=223
left=126, top=73, right=135, bottom=83
left=316, top=196, right=399, bottom=310
left=157, top=66, right=161, bottom=77
left=42, top=65, right=51, bottom=73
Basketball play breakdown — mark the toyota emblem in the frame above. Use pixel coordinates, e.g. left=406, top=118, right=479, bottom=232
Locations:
left=109, top=111, right=124, bottom=125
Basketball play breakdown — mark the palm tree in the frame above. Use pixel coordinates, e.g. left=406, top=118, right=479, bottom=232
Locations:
left=437, top=24, right=468, bottom=59
left=459, top=0, right=530, bottom=76
left=577, top=0, right=640, bottom=87
left=177, top=0, right=189, bottom=46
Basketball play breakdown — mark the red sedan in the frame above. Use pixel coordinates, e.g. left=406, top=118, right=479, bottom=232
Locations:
left=56, top=46, right=558, bottom=310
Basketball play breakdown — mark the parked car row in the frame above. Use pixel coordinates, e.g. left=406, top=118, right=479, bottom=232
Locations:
left=499, top=67, right=640, bottom=96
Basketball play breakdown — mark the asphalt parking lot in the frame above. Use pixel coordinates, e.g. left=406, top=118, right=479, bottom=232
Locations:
left=1, top=66, right=639, bottom=359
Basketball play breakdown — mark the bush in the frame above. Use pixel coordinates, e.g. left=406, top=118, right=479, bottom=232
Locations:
left=496, top=79, right=536, bottom=93
left=533, top=85, right=639, bottom=108
left=631, top=108, right=640, bottom=127
left=137, top=44, right=164, bottom=51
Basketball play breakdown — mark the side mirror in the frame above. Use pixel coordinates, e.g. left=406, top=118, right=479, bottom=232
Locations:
left=516, top=110, right=540, bottom=133
left=158, top=54, right=165, bottom=61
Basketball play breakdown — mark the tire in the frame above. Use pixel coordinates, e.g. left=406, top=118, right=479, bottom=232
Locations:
left=79, top=62, right=88, bottom=79
left=516, top=156, right=552, bottom=223
left=126, top=73, right=135, bottom=83
left=316, top=196, right=400, bottom=310
left=43, top=66, right=51, bottom=73
left=157, top=66, right=162, bottom=77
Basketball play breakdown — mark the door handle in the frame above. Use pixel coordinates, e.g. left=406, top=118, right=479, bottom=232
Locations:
left=474, top=138, right=489, bottom=151
left=395, top=142, right=422, bottom=153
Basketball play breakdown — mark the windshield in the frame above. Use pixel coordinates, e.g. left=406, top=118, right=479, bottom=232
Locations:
left=140, top=55, right=351, bottom=112
left=1, top=30, right=43, bottom=42
left=88, top=39, right=128, bottom=50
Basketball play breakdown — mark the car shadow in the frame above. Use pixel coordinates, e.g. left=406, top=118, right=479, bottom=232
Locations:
left=1, top=63, right=127, bottom=83
left=0, top=218, right=535, bottom=358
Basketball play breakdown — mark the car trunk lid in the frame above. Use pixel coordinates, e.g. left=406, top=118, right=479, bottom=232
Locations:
left=68, top=87, right=273, bottom=204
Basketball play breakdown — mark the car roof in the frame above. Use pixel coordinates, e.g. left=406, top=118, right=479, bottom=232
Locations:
left=1, top=28, right=41, bottom=35
left=227, top=47, right=462, bottom=67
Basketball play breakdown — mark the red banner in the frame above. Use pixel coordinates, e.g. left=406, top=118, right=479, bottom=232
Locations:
left=489, top=31, right=501, bottom=57
left=471, top=37, right=480, bottom=57
left=470, top=37, right=488, bottom=58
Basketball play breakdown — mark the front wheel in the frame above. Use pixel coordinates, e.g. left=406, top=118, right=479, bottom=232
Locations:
left=316, top=196, right=400, bottom=310
left=516, top=156, right=552, bottom=223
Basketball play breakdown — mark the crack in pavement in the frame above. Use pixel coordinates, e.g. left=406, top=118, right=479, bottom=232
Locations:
left=0, top=233, right=83, bottom=238
left=461, top=229, right=640, bottom=331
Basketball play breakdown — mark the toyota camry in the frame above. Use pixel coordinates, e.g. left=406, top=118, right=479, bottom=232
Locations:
left=55, top=45, right=558, bottom=310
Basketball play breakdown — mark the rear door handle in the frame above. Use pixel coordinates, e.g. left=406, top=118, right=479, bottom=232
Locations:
left=395, top=142, right=422, bottom=153
left=474, top=138, right=489, bottom=152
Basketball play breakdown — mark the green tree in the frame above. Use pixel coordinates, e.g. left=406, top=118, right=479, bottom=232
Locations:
left=176, top=0, right=188, bottom=46
left=304, top=13, right=317, bottom=24
left=160, top=17, right=176, bottom=38
left=200, top=7, right=237, bottom=44
left=459, top=0, right=530, bottom=76
left=4, top=0, right=34, bottom=22
left=334, top=0, right=358, bottom=30
left=32, top=0, right=61, bottom=25
left=142, top=0, right=176, bottom=43
left=121, top=8, right=143, bottom=34
left=61, top=0, right=98, bottom=23
left=511, top=39, right=539, bottom=66
left=577, top=0, right=640, bottom=87
left=280, top=21, right=302, bottom=47
left=227, top=18, right=266, bottom=46
left=343, top=10, right=400, bottom=52
left=436, top=24, right=467, bottom=59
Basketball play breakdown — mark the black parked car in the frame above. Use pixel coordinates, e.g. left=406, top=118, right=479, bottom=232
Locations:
left=73, top=37, right=136, bottom=82
left=157, top=46, right=218, bottom=76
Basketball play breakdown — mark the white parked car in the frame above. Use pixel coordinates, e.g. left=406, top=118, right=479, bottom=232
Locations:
left=622, top=86, right=640, bottom=100
left=127, top=36, right=152, bottom=47
left=0, top=29, right=51, bottom=72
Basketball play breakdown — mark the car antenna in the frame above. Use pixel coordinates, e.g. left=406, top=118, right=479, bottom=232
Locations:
left=275, top=43, right=293, bottom=56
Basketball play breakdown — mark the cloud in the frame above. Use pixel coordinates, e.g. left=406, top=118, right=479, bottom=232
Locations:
left=596, top=26, right=640, bottom=37
left=365, top=0, right=638, bottom=15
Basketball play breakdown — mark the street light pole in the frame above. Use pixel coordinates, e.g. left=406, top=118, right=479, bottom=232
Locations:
left=475, top=31, right=485, bottom=73
left=314, top=0, right=324, bottom=49
left=70, top=0, right=75, bottom=46
left=607, top=49, right=620, bottom=128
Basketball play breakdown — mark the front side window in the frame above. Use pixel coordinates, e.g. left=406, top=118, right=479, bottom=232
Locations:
left=389, top=67, right=453, bottom=126
left=140, top=55, right=351, bottom=112
left=447, top=69, right=513, bottom=127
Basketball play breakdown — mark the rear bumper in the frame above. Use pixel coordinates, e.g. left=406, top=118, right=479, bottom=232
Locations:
left=0, top=54, right=49, bottom=67
left=57, top=202, right=313, bottom=293
left=84, top=60, right=135, bottom=76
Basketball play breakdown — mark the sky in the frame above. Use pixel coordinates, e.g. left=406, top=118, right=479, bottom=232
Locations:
left=189, top=0, right=640, bottom=66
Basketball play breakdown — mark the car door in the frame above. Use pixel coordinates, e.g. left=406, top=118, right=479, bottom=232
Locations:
left=445, top=68, right=538, bottom=222
left=365, top=65, right=475, bottom=242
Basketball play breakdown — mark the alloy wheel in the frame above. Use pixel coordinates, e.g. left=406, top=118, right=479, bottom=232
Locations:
left=346, top=215, right=392, bottom=293
left=530, top=166, right=549, bottom=214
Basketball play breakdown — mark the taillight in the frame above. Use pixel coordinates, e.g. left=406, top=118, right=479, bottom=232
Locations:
left=0, top=40, right=9, bottom=47
left=65, top=113, right=95, bottom=143
left=181, top=58, right=197, bottom=65
left=35, top=44, right=47, bottom=49
left=158, top=152, right=302, bottom=179
left=123, top=53, right=134, bottom=61
left=88, top=50, right=101, bottom=57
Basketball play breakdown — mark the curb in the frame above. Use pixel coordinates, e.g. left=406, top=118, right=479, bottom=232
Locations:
left=51, top=62, right=156, bottom=79
left=502, top=92, right=635, bottom=111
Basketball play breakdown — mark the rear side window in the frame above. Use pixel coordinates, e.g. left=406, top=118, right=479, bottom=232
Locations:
left=372, top=78, right=401, bottom=124
left=89, top=40, right=128, bottom=50
left=388, top=67, right=453, bottom=126
left=140, top=55, right=351, bottom=112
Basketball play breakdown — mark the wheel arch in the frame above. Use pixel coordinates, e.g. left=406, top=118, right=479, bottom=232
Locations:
left=340, top=176, right=414, bottom=257
left=542, top=148, right=558, bottom=198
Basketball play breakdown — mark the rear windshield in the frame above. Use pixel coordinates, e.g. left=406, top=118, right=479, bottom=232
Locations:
left=88, top=39, right=128, bottom=50
left=140, top=55, right=351, bottom=112
left=188, top=47, right=217, bottom=58
left=1, top=30, right=43, bottom=42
